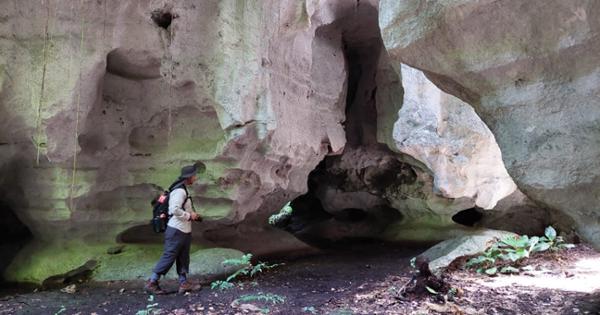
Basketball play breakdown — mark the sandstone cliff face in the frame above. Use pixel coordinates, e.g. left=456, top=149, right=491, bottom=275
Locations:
left=0, top=0, right=563, bottom=284
left=0, top=0, right=350, bottom=283
left=380, top=0, right=600, bottom=247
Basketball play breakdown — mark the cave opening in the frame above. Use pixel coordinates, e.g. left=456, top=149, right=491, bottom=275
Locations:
left=151, top=9, right=173, bottom=29
left=0, top=200, right=33, bottom=285
left=271, top=3, right=410, bottom=248
left=452, top=207, right=484, bottom=227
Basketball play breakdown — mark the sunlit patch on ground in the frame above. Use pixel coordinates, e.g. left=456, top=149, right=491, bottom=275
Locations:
left=472, top=255, right=600, bottom=293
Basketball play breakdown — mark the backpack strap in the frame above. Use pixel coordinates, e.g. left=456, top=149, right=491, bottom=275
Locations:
left=181, top=184, right=195, bottom=211
left=167, top=179, right=194, bottom=214
left=168, top=179, right=185, bottom=191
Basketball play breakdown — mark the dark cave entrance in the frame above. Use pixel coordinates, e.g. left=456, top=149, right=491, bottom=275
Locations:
left=0, top=200, right=33, bottom=284
left=452, top=208, right=484, bottom=227
left=151, top=9, right=174, bottom=29
left=271, top=3, right=409, bottom=248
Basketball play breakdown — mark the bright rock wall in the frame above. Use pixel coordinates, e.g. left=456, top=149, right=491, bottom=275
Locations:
left=380, top=0, right=600, bottom=247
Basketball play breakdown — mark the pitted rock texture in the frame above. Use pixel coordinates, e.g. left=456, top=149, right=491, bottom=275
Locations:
left=0, top=0, right=556, bottom=284
left=393, top=63, right=516, bottom=209
left=290, top=146, right=478, bottom=244
left=0, top=0, right=359, bottom=283
left=379, top=0, right=600, bottom=247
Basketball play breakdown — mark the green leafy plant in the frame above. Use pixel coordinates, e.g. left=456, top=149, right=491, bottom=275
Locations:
left=136, top=295, right=159, bottom=315
left=210, top=280, right=234, bottom=290
left=268, top=202, right=294, bottom=226
left=535, top=226, right=575, bottom=252
left=466, top=226, right=574, bottom=276
left=409, top=257, right=417, bottom=269
left=303, top=306, right=317, bottom=314
left=211, top=253, right=281, bottom=290
left=233, top=292, right=286, bottom=305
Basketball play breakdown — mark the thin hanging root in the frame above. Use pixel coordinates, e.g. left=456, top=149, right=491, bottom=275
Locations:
left=70, top=3, right=85, bottom=211
left=34, top=2, right=51, bottom=166
left=167, top=24, right=174, bottom=146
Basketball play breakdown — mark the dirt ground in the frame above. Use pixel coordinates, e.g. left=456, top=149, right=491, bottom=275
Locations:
left=1, top=241, right=599, bottom=315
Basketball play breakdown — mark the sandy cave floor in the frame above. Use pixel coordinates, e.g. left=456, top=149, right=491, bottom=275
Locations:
left=1, top=242, right=600, bottom=315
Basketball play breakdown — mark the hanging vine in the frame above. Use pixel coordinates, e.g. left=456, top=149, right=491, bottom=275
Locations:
left=34, top=0, right=51, bottom=166
left=69, top=1, right=85, bottom=211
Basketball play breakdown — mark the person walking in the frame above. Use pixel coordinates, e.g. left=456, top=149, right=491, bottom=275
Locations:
left=145, top=163, right=204, bottom=294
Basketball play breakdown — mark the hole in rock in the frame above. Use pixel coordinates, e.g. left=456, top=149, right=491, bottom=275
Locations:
left=106, top=49, right=161, bottom=80
left=452, top=208, right=483, bottom=227
left=151, top=9, right=173, bottom=29
left=0, top=200, right=33, bottom=284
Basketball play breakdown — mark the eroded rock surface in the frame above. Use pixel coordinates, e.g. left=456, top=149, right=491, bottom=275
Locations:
left=419, top=229, right=517, bottom=277
left=0, top=0, right=354, bottom=283
left=393, top=64, right=516, bottom=210
left=0, top=0, right=571, bottom=284
left=380, top=0, right=600, bottom=247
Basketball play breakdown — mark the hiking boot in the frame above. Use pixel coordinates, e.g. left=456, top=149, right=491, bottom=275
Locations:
left=178, top=281, right=201, bottom=294
left=144, top=280, right=166, bottom=295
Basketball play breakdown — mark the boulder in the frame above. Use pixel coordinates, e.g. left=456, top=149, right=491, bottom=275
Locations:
left=419, top=229, right=517, bottom=276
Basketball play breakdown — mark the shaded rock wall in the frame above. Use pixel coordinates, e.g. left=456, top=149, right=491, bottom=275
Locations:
left=266, top=3, right=532, bottom=245
left=0, top=0, right=352, bottom=283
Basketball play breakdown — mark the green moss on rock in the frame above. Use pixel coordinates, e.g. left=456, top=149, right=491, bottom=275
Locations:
left=4, top=240, right=106, bottom=284
left=5, top=239, right=245, bottom=284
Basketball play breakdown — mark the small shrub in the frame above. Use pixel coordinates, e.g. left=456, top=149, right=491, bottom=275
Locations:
left=210, top=280, right=234, bottom=291
left=268, top=202, right=294, bottom=226
left=210, top=253, right=281, bottom=290
left=465, top=226, right=574, bottom=275
left=233, top=292, right=286, bottom=305
left=136, top=295, right=159, bottom=315
left=409, top=257, right=417, bottom=269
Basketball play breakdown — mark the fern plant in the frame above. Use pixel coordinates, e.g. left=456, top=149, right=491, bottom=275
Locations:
left=233, top=292, right=285, bottom=305
left=211, top=253, right=281, bottom=290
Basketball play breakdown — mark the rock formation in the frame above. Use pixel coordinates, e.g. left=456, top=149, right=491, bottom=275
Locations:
left=0, top=0, right=348, bottom=283
left=380, top=0, right=600, bottom=247
left=392, top=64, right=516, bottom=210
left=0, top=0, right=580, bottom=285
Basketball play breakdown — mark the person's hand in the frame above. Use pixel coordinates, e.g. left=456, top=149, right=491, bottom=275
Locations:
left=190, top=212, right=200, bottom=221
